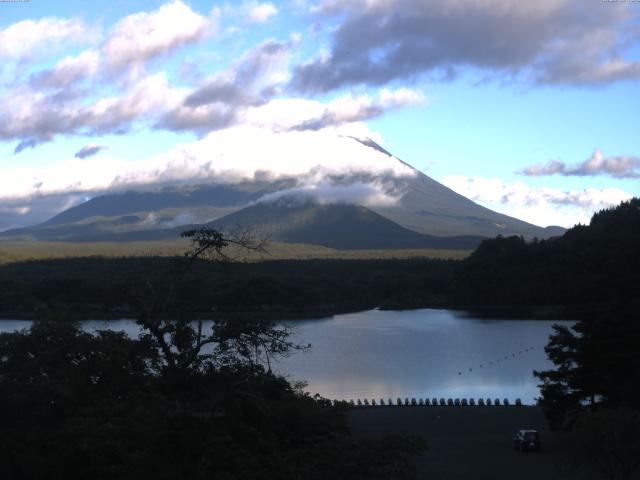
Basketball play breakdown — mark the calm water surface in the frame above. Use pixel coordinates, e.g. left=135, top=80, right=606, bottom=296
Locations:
left=278, top=309, right=573, bottom=405
left=0, top=309, right=573, bottom=405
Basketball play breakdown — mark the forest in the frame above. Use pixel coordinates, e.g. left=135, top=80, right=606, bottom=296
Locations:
left=1, top=199, right=638, bottom=320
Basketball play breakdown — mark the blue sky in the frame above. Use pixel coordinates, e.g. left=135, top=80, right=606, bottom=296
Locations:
left=0, top=0, right=639, bottom=230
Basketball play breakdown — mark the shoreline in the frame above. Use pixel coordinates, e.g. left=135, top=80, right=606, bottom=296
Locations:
left=0, top=303, right=580, bottom=322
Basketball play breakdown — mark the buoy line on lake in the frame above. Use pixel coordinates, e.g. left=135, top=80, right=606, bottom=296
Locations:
left=457, top=346, right=537, bottom=376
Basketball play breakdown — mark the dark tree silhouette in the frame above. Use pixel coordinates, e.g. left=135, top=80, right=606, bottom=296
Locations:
left=134, top=226, right=304, bottom=375
left=557, top=408, right=640, bottom=480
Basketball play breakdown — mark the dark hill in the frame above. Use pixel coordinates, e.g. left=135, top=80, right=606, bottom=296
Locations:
left=39, top=181, right=293, bottom=227
left=454, top=198, right=640, bottom=310
left=210, top=201, right=484, bottom=250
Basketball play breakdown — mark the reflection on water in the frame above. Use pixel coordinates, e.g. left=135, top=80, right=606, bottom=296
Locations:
left=0, top=309, right=573, bottom=405
left=277, top=309, right=574, bottom=405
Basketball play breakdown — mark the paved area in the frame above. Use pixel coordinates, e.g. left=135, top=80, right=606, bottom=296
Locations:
left=348, top=406, right=585, bottom=479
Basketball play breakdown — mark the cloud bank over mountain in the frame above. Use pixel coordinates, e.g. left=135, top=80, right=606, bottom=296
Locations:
left=0, top=128, right=416, bottom=230
left=442, top=175, right=634, bottom=227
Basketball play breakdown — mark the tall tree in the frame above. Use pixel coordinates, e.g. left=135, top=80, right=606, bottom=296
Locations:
left=536, top=309, right=640, bottom=429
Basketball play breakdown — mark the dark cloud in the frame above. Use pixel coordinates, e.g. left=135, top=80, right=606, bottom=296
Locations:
left=14, top=139, right=39, bottom=154
left=184, top=39, right=292, bottom=108
left=521, top=150, right=640, bottom=179
left=75, top=144, right=108, bottom=159
left=292, top=0, right=640, bottom=93
left=156, top=105, right=238, bottom=134
left=159, top=39, right=294, bottom=132
left=293, top=103, right=384, bottom=131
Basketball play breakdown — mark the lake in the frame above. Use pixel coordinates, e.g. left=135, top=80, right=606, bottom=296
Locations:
left=0, top=308, right=573, bottom=405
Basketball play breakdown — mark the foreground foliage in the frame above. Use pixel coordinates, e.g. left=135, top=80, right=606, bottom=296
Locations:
left=0, top=321, right=426, bottom=480
left=0, top=227, right=426, bottom=479
left=555, top=408, right=640, bottom=480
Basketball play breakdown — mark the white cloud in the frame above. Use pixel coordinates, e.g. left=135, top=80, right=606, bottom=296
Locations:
left=441, top=175, right=634, bottom=227
left=0, top=127, right=415, bottom=204
left=0, top=17, right=88, bottom=60
left=291, top=88, right=425, bottom=130
left=244, top=2, right=279, bottom=23
left=256, top=180, right=403, bottom=208
left=102, top=0, right=211, bottom=70
left=3, top=33, right=303, bottom=147
left=0, top=72, right=184, bottom=148
left=244, top=88, right=424, bottom=132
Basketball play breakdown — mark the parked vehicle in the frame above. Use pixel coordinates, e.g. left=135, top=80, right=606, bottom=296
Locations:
left=513, top=429, right=540, bottom=452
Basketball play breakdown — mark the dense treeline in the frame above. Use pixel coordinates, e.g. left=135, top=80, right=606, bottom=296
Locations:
left=0, top=257, right=457, bottom=320
left=1, top=200, right=638, bottom=321
left=454, top=198, right=640, bottom=313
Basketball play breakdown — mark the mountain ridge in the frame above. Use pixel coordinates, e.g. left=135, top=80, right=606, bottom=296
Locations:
left=0, top=137, right=565, bottom=248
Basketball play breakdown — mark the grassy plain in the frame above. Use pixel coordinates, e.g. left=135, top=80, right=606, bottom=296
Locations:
left=0, top=240, right=470, bottom=264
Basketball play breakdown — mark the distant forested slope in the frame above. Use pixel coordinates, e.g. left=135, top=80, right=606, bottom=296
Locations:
left=454, top=198, right=640, bottom=313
